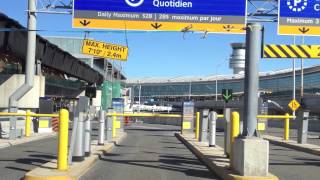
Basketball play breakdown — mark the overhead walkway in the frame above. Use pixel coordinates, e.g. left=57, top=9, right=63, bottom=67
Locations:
left=0, top=12, right=103, bottom=84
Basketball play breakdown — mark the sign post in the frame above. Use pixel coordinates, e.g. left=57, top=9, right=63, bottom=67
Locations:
left=73, top=0, right=247, bottom=34
left=278, top=0, right=320, bottom=36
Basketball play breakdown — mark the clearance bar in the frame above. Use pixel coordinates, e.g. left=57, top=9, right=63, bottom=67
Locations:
left=263, top=44, right=320, bottom=59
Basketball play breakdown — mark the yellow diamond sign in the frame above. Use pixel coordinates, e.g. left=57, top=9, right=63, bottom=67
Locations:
left=288, top=99, right=300, bottom=112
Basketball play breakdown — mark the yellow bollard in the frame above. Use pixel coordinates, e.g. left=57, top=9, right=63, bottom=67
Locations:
left=58, top=109, right=69, bottom=171
left=112, top=112, right=117, bottom=138
left=284, top=113, right=290, bottom=141
left=25, top=110, right=31, bottom=137
left=230, top=111, right=240, bottom=167
left=195, top=112, right=200, bottom=140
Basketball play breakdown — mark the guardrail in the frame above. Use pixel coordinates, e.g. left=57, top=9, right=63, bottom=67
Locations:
left=106, top=113, right=182, bottom=118
left=0, top=109, right=68, bottom=171
left=257, top=113, right=295, bottom=141
left=0, top=111, right=59, bottom=137
left=106, top=113, right=183, bottom=137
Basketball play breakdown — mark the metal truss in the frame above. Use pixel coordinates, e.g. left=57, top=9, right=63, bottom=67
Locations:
left=247, top=0, right=278, bottom=22
left=36, top=0, right=73, bottom=14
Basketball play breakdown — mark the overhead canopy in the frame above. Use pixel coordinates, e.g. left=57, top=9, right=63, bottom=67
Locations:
left=0, top=12, right=103, bottom=84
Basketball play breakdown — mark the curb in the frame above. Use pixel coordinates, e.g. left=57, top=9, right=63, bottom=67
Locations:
left=24, top=132, right=127, bottom=180
left=0, top=133, right=57, bottom=149
left=175, top=133, right=278, bottom=180
left=263, top=135, right=320, bottom=156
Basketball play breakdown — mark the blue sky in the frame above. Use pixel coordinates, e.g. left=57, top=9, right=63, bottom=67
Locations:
left=1, top=1, right=319, bottom=78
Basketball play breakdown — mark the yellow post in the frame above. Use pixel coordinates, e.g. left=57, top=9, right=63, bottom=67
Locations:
left=284, top=113, right=290, bottom=141
left=112, top=112, right=117, bottom=138
left=230, top=111, right=240, bottom=167
left=58, top=109, right=69, bottom=171
left=25, top=110, right=31, bottom=137
left=195, top=112, right=200, bottom=140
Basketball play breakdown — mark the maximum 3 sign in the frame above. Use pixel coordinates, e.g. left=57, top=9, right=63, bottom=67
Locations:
left=278, top=0, right=320, bottom=36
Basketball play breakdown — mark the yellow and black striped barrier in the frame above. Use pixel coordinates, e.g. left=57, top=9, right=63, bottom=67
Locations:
left=263, top=44, right=320, bottom=59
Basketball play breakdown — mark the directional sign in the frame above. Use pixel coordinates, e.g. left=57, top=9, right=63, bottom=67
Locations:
left=73, top=0, right=247, bottom=34
left=288, top=99, right=300, bottom=111
left=82, top=39, right=128, bottom=61
left=222, top=89, right=233, bottom=103
left=278, top=0, right=320, bottom=36
left=263, top=44, right=320, bottom=58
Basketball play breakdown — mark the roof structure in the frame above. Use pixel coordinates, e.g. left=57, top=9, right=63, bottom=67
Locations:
left=126, top=65, right=320, bottom=84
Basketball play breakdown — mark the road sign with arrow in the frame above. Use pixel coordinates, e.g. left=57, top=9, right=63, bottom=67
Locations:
left=151, top=23, right=162, bottom=30
left=222, top=89, right=233, bottom=103
left=73, top=0, right=247, bottom=34
left=79, top=19, right=91, bottom=26
left=278, top=0, right=320, bottom=36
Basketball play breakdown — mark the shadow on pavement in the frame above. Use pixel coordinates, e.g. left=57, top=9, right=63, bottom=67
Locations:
left=98, top=156, right=217, bottom=179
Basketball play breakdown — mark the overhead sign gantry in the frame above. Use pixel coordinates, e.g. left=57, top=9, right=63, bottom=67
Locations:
left=73, top=0, right=247, bottom=34
left=278, top=0, right=320, bottom=36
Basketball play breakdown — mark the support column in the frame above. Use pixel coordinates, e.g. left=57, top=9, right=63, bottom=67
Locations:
left=233, top=23, right=269, bottom=177
left=242, top=23, right=261, bottom=137
left=9, top=0, right=37, bottom=139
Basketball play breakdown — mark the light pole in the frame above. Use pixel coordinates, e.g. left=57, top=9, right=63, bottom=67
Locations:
left=293, top=36, right=296, bottom=116
left=188, top=81, right=192, bottom=100
left=300, top=36, right=305, bottom=106
left=138, top=82, right=141, bottom=113
left=215, top=60, right=227, bottom=101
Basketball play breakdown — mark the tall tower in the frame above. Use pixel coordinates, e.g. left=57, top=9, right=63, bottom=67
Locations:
left=229, top=43, right=246, bottom=74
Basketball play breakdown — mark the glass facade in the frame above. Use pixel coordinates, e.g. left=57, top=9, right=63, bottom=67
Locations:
left=129, top=70, right=320, bottom=99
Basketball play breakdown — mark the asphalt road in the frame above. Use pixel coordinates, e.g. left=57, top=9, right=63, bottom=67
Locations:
left=81, top=124, right=219, bottom=180
left=0, top=121, right=100, bottom=180
left=264, top=127, right=320, bottom=146
left=0, top=137, right=57, bottom=180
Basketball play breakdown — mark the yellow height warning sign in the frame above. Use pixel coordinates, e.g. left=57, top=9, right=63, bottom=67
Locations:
left=263, top=45, right=320, bottom=59
left=82, top=39, right=128, bottom=61
left=288, top=99, right=300, bottom=112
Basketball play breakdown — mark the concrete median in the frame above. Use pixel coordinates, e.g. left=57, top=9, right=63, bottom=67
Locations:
left=175, top=133, right=278, bottom=180
left=24, top=132, right=127, bottom=180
